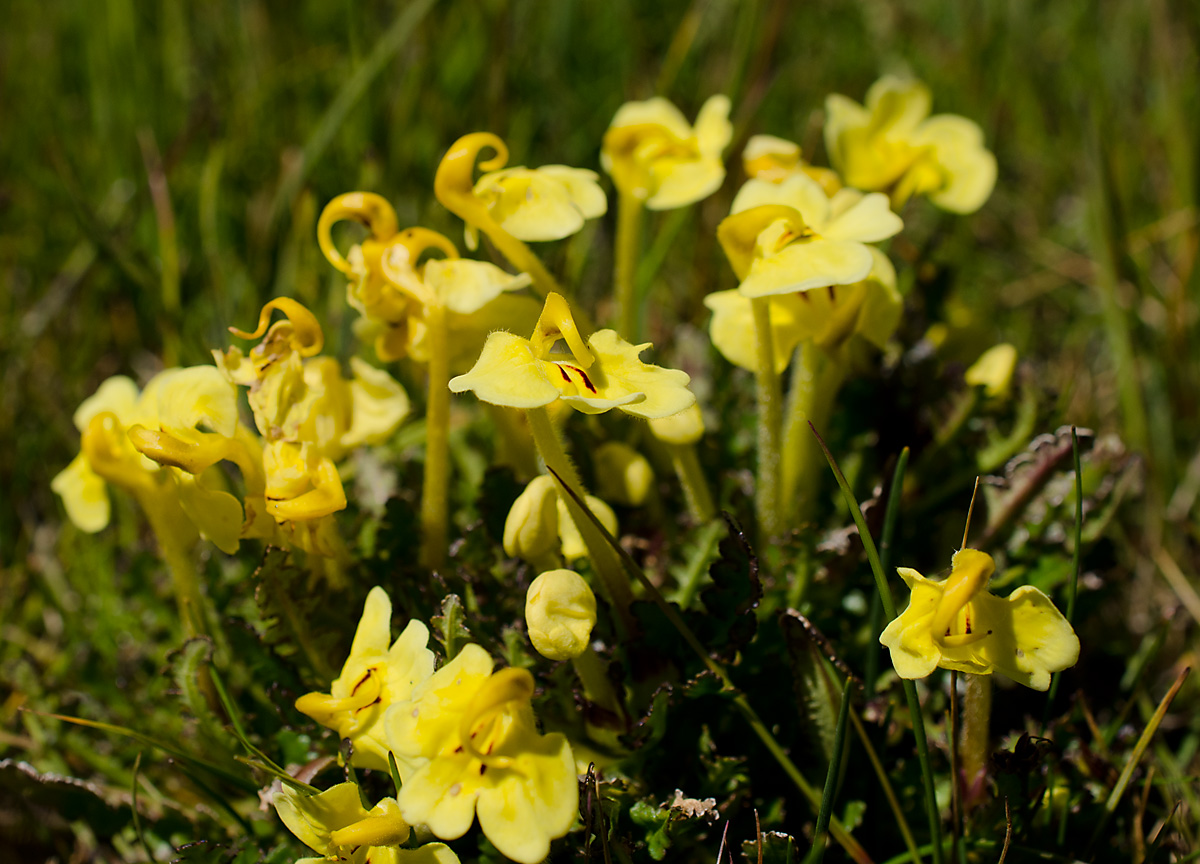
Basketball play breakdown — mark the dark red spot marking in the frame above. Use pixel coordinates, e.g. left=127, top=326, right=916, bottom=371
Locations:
left=351, top=671, right=372, bottom=696
left=575, top=368, right=597, bottom=393
left=558, top=366, right=572, bottom=383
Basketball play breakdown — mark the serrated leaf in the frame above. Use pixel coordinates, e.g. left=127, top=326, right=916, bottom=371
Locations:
left=0, top=759, right=132, bottom=838
left=741, top=831, right=798, bottom=864
left=431, top=594, right=471, bottom=660
left=697, top=515, right=762, bottom=657
left=779, top=611, right=840, bottom=769
left=167, top=637, right=234, bottom=750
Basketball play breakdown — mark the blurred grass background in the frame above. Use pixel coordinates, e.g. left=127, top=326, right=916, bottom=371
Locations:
left=2, top=0, right=1199, bottom=854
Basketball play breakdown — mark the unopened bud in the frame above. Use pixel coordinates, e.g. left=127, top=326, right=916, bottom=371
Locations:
left=648, top=402, right=705, bottom=445
left=503, top=475, right=560, bottom=562
left=593, top=442, right=654, bottom=506
left=525, top=569, right=597, bottom=661
left=557, top=494, right=618, bottom=562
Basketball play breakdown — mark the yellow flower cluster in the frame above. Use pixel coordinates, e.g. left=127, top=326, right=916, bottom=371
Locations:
left=297, top=589, right=578, bottom=864
left=54, top=298, right=410, bottom=561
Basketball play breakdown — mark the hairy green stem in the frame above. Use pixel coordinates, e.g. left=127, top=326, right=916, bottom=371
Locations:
left=751, top=297, right=783, bottom=541
left=614, top=190, right=644, bottom=340
left=782, top=341, right=845, bottom=523
left=669, top=443, right=716, bottom=523
left=140, top=491, right=205, bottom=639
left=419, top=301, right=451, bottom=570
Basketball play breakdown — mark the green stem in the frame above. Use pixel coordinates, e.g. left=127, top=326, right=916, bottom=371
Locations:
left=527, top=407, right=636, bottom=635
left=806, top=677, right=853, bottom=864
left=751, top=297, right=783, bottom=541
left=866, top=449, right=910, bottom=694
left=961, top=673, right=991, bottom=801
left=572, top=645, right=626, bottom=725
left=782, top=341, right=846, bottom=524
left=140, top=490, right=205, bottom=639
left=669, top=443, right=716, bottom=523
left=419, top=301, right=451, bottom=570
left=614, top=190, right=644, bottom=340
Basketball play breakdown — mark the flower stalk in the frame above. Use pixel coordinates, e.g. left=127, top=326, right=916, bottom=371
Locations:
left=420, top=299, right=451, bottom=570
left=614, top=190, right=644, bottom=340
left=781, top=341, right=846, bottom=523
left=751, top=297, right=783, bottom=541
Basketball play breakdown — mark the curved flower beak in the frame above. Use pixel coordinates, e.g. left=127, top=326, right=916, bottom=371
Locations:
left=317, top=192, right=400, bottom=275
left=229, top=297, right=325, bottom=358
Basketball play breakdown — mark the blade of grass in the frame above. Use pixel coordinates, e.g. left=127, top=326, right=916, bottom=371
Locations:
left=866, top=448, right=909, bottom=694
left=547, top=468, right=872, bottom=864
left=1086, top=666, right=1191, bottom=855
left=1044, top=428, right=1083, bottom=727
left=809, top=422, right=943, bottom=864
left=805, top=677, right=853, bottom=864
left=26, top=709, right=257, bottom=793
left=131, top=751, right=154, bottom=862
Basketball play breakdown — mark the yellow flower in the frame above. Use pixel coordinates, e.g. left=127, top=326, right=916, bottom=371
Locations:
left=449, top=292, right=695, bottom=419
left=825, top=75, right=997, bottom=213
left=295, top=587, right=436, bottom=774
left=705, top=246, right=900, bottom=373
left=718, top=174, right=903, bottom=299
left=602, top=95, right=733, bottom=209
left=465, top=164, right=607, bottom=250
left=54, top=368, right=245, bottom=552
left=879, top=548, right=1079, bottom=690
left=965, top=343, right=1018, bottom=399
left=742, top=134, right=842, bottom=196
left=525, top=569, right=597, bottom=661
left=212, top=298, right=409, bottom=531
left=386, top=652, right=577, bottom=864
left=503, top=475, right=618, bottom=567
left=274, top=781, right=459, bottom=864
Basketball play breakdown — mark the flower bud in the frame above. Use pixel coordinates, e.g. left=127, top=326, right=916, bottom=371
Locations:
left=648, top=402, right=705, bottom=445
left=556, top=495, right=617, bottom=562
left=503, top=475, right=560, bottom=562
left=593, top=442, right=654, bottom=506
left=525, top=569, right=597, bottom=661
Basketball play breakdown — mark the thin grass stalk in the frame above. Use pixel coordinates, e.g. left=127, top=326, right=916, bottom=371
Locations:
left=1086, top=666, right=1191, bottom=855
left=811, top=422, right=944, bottom=864
left=805, top=677, right=853, bottom=864
left=751, top=298, right=783, bottom=541
left=669, top=442, right=716, bottom=523
left=866, top=448, right=909, bottom=694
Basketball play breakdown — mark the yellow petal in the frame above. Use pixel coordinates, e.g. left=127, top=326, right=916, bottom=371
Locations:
left=51, top=453, right=111, bottom=533
left=386, top=643, right=496, bottom=762
left=172, top=469, right=243, bottom=554
left=964, top=587, right=1079, bottom=691
left=732, top=175, right=831, bottom=230
left=423, top=257, right=532, bottom=316
left=342, top=357, right=410, bottom=449
left=693, top=94, right=734, bottom=158
left=738, top=238, right=875, bottom=298
left=647, top=156, right=726, bottom=210
left=74, top=376, right=140, bottom=431
left=821, top=191, right=903, bottom=244
left=879, top=574, right=945, bottom=680
left=704, top=289, right=808, bottom=373
left=473, top=166, right=600, bottom=242
left=155, top=366, right=240, bottom=440
left=473, top=733, right=578, bottom=864
left=274, top=782, right=370, bottom=856
left=608, top=97, right=693, bottom=140
left=572, top=330, right=695, bottom=419
left=448, top=331, right=561, bottom=409
left=965, top=344, right=1018, bottom=399
left=912, top=115, right=997, bottom=214
left=350, top=585, right=394, bottom=658
left=864, top=76, right=932, bottom=137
